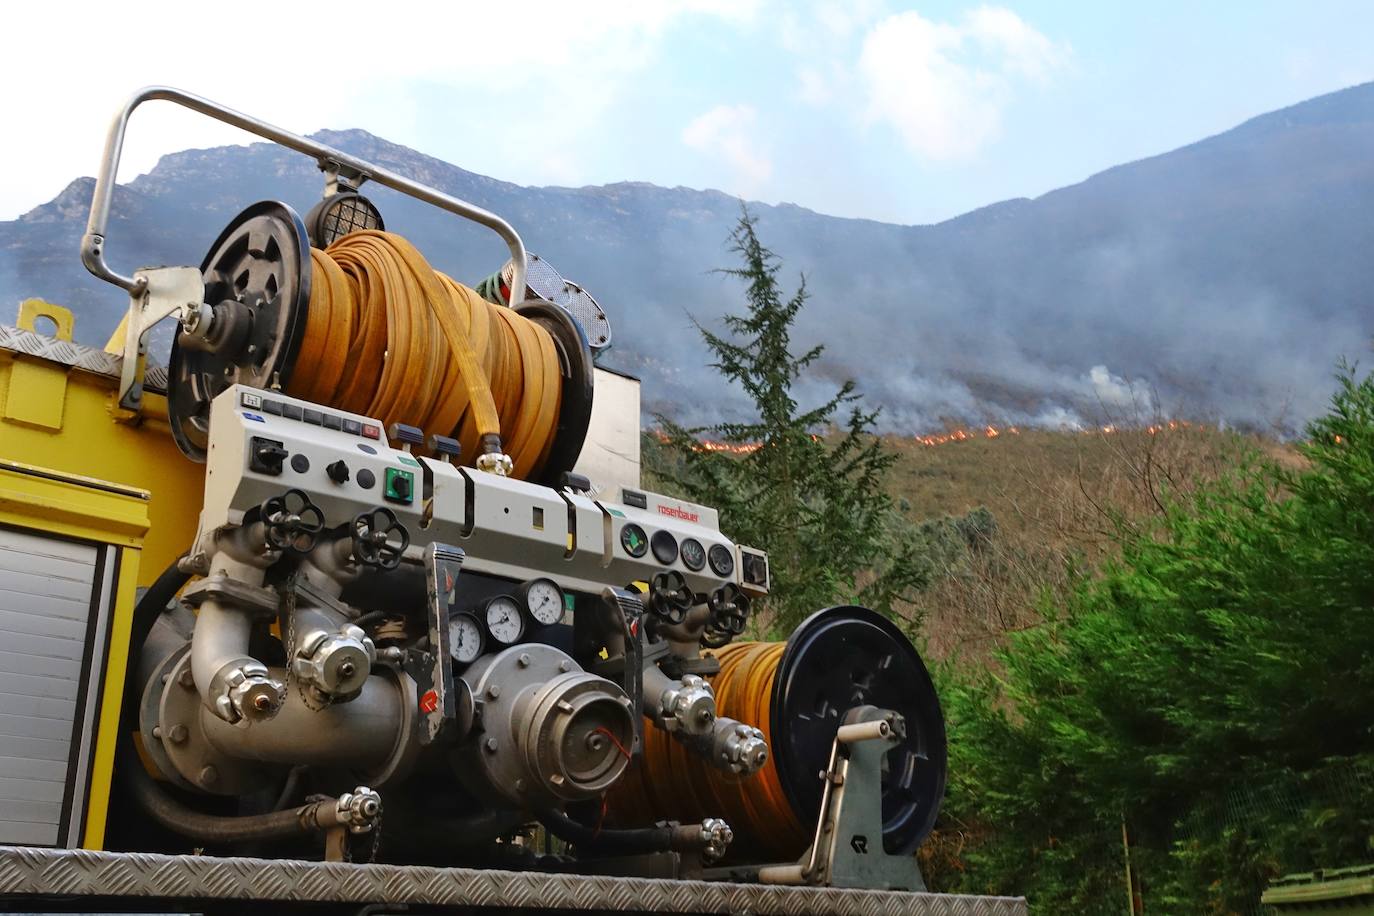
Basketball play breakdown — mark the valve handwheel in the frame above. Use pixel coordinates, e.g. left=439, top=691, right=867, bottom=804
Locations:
left=259, top=489, right=325, bottom=554
left=351, top=507, right=410, bottom=570
left=649, top=570, right=695, bottom=625
left=708, top=583, right=751, bottom=635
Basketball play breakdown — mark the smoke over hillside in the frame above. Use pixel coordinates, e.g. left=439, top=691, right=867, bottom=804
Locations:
left=3, top=83, right=1372, bottom=435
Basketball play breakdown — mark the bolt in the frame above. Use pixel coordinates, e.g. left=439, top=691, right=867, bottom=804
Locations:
left=558, top=660, right=573, bottom=673
left=252, top=693, right=273, bottom=712
left=151, top=725, right=162, bottom=739
left=487, top=684, right=501, bottom=699
left=484, top=738, right=498, bottom=754
left=339, top=661, right=356, bottom=678
left=169, top=725, right=189, bottom=745
left=517, top=653, right=531, bottom=668
left=587, top=734, right=606, bottom=752
left=161, top=673, right=170, bottom=685
left=199, top=765, right=219, bottom=786
left=178, top=668, right=195, bottom=689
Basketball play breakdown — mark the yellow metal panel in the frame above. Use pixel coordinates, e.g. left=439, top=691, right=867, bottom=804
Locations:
left=0, top=349, right=203, bottom=585
left=81, top=552, right=141, bottom=850
left=3, top=301, right=77, bottom=431
left=17, top=300, right=76, bottom=341
left=0, top=458, right=148, bottom=851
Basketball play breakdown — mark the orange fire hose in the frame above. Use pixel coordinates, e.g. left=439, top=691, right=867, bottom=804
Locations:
left=287, top=230, right=561, bottom=480
left=608, top=641, right=810, bottom=863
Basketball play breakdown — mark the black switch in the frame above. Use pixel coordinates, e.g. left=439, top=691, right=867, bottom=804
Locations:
left=388, top=423, right=425, bottom=447
left=326, top=460, right=350, bottom=484
left=249, top=437, right=287, bottom=476
left=342, top=418, right=362, bottom=436
left=357, top=468, right=376, bottom=490
left=429, top=434, right=461, bottom=461
left=561, top=471, right=592, bottom=493
left=302, top=409, right=324, bottom=426
left=282, top=403, right=303, bottom=421
left=322, top=414, right=342, bottom=431
left=290, top=453, right=310, bottom=474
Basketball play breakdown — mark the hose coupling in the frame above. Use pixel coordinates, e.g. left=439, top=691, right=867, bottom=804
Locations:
left=475, top=451, right=514, bottom=476
left=668, top=817, right=735, bottom=863
left=215, top=661, right=285, bottom=724
left=334, top=786, right=383, bottom=834
left=709, top=719, right=769, bottom=776
left=292, top=625, right=376, bottom=699
left=698, top=817, right=735, bottom=863
left=658, top=674, right=716, bottom=736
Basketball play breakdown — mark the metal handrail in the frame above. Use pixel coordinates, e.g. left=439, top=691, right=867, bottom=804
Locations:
left=81, top=85, right=528, bottom=299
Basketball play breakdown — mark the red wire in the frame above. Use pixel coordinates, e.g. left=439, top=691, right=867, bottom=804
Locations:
left=591, top=726, right=633, bottom=838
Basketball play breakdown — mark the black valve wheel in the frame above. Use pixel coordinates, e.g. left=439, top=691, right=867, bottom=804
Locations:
left=351, top=507, right=410, bottom=570
left=708, top=579, right=752, bottom=645
left=648, top=570, right=695, bottom=625
left=259, top=489, right=325, bottom=554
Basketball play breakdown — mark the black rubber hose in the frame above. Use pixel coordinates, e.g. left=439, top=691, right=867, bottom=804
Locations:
left=118, top=557, right=328, bottom=845
left=117, top=740, right=326, bottom=844
left=537, top=807, right=677, bottom=854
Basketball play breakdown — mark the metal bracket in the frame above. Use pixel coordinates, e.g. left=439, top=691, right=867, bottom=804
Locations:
left=321, top=158, right=371, bottom=197
left=411, top=542, right=465, bottom=745
left=758, top=706, right=926, bottom=892
left=115, top=266, right=204, bottom=413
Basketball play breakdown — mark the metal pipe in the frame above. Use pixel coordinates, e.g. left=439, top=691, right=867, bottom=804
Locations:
left=82, top=86, right=528, bottom=301
left=200, top=669, right=403, bottom=767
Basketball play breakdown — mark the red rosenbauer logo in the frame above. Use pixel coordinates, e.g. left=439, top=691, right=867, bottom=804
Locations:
left=657, top=504, right=700, bottom=523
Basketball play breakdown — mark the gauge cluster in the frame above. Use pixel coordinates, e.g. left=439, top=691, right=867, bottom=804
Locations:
left=448, top=575, right=569, bottom=666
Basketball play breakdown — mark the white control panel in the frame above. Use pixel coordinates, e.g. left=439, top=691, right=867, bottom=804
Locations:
left=199, top=386, right=767, bottom=598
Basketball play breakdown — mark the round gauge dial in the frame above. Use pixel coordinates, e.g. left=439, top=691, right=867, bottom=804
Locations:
left=484, top=595, right=526, bottom=646
left=448, top=612, right=486, bottom=665
left=708, top=544, right=735, bottom=578
left=519, top=578, right=566, bottom=626
left=680, top=538, right=707, bottom=572
left=651, top=530, right=679, bottom=565
left=620, top=523, right=648, bottom=558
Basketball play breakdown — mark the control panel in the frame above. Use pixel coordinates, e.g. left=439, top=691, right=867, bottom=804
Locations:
left=198, top=386, right=769, bottom=599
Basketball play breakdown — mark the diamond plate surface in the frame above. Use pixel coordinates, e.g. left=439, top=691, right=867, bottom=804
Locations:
left=0, top=324, right=168, bottom=394
left=0, top=846, right=1026, bottom=914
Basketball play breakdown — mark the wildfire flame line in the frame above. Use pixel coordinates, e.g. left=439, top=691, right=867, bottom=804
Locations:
left=663, top=419, right=1197, bottom=454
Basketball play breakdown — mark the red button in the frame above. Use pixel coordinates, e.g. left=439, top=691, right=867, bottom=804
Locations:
left=362, top=424, right=381, bottom=439
left=419, top=689, right=439, bottom=714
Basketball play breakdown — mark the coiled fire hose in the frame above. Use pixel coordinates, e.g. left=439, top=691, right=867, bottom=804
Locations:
left=286, top=230, right=562, bottom=480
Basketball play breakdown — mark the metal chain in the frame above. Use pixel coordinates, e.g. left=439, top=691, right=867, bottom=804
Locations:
left=280, top=573, right=331, bottom=713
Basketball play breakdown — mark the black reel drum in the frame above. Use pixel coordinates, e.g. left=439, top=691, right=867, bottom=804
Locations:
left=771, top=606, right=948, bottom=854
left=168, top=201, right=312, bottom=461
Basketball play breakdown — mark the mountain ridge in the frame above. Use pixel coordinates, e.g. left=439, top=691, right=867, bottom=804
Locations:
left=4, top=82, right=1373, bottom=434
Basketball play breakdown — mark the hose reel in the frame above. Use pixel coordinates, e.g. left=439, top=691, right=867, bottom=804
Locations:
left=168, top=200, right=593, bottom=484
left=610, top=606, right=947, bottom=863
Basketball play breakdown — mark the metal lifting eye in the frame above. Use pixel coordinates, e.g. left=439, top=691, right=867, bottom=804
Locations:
left=351, top=507, right=410, bottom=570
left=259, top=488, right=325, bottom=554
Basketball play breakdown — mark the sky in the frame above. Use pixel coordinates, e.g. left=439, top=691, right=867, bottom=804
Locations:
left=1, top=1, right=1371, bottom=226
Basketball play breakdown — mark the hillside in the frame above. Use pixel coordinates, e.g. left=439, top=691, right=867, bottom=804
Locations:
left=880, top=423, right=1299, bottom=658
left=3, top=84, right=1373, bottom=433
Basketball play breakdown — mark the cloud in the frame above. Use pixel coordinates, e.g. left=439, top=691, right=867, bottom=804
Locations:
left=0, top=0, right=759, bottom=220
left=682, top=104, right=773, bottom=191
left=856, top=6, right=1066, bottom=160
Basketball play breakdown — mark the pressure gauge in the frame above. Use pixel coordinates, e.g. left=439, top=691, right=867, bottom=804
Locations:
left=680, top=538, right=707, bottom=572
left=484, top=595, right=526, bottom=646
left=517, top=578, right=566, bottom=627
left=448, top=612, right=486, bottom=666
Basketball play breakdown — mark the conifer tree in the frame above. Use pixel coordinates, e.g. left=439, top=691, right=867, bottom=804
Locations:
left=656, top=210, right=927, bottom=634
